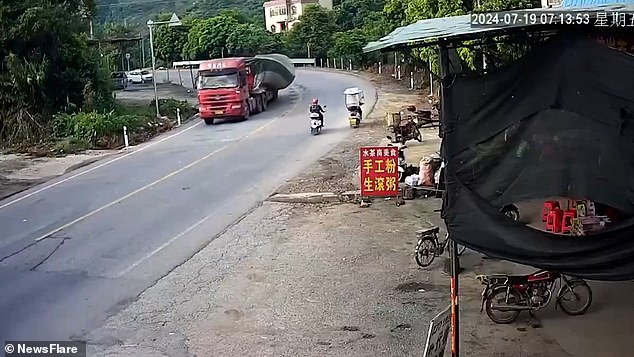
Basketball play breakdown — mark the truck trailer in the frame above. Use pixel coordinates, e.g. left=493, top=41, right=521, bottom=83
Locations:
left=196, top=54, right=296, bottom=125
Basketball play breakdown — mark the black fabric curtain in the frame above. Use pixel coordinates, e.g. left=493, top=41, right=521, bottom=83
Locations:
left=442, top=32, right=634, bottom=280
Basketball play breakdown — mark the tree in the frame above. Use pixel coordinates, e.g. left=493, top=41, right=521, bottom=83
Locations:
left=182, top=15, right=240, bottom=59
left=226, top=24, right=282, bottom=56
left=328, top=29, right=368, bottom=64
left=285, top=5, right=339, bottom=58
left=154, top=25, right=188, bottom=63
left=335, top=0, right=385, bottom=31
left=0, top=0, right=110, bottom=145
left=383, top=0, right=409, bottom=30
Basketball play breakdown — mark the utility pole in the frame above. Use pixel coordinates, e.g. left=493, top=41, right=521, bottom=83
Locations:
left=141, top=37, right=146, bottom=67
left=147, top=13, right=183, bottom=118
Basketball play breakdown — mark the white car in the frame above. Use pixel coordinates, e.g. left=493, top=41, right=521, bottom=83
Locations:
left=127, top=69, right=153, bottom=84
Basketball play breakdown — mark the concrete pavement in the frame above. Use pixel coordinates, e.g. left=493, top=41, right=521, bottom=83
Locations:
left=0, top=69, right=376, bottom=341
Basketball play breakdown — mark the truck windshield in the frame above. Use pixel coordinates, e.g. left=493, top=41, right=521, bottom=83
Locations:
left=198, top=71, right=239, bottom=89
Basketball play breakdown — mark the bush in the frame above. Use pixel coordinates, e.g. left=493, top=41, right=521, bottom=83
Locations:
left=52, top=111, right=142, bottom=148
left=151, top=98, right=196, bottom=120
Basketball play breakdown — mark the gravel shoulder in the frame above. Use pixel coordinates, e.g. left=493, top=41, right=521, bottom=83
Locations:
left=84, top=70, right=571, bottom=357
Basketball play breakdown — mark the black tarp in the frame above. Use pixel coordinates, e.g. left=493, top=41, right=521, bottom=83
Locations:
left=442, top=32, right=634, bottom=281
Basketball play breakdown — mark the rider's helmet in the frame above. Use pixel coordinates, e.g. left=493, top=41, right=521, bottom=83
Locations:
left=312, top=98, right=319, bottom=105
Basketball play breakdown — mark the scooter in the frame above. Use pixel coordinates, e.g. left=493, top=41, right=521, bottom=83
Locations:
left=348, top=109, right=361, bottom=128
left=310, top=112, right=323, bottom=135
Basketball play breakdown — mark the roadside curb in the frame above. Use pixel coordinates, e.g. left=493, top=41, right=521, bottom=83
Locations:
left=267, top=190, right=360, bottom=204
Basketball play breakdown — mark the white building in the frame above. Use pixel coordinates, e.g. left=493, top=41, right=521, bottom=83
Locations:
left=263, top=0, right=333, bottom=33
left=541, top=0, right=563, bottom=7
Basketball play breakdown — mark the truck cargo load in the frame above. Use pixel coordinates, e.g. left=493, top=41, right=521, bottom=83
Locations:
left=247, top=54, right=296, bottom=91
left=196, top=54, right=296, bottom=125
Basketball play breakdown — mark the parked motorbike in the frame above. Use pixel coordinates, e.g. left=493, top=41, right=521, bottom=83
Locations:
left=478, top=270, right=593, bottom=324
left=309, top=105, right=326, bottom=135
left=390, top=116, right=422, bottom=144
left=386, top=136, right=412, bottom=182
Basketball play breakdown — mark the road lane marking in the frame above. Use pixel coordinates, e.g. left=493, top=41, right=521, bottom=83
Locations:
left=34, top=145, right=229, bottom=242
left=115, top=211, right=213, bottom=277
left=0, top=120, right=203, bottom=210
left=115, top=88, right=304, bottom=276
left=33, top=86, right=303, bottom=243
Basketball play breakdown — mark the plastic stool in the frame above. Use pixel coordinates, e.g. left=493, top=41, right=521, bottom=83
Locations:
left=542, top=201, right=560, bottom=222
left=546, top=209, right=564, bottom=233
left=561, top=210, right=576, bottom=234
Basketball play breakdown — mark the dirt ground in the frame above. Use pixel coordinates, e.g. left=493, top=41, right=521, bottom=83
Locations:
left=83, top=71, right=573, bottom=356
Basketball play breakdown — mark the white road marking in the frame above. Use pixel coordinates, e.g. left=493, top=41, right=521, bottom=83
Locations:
left=34, top=145, right=228, bottom=242
left=32, top=86, right=303, bottom=243
left=0, top=120, right=203, bottom=210
left=115, top=88, right=304, bottom=276
left=115, top=211, right=212, bottom=278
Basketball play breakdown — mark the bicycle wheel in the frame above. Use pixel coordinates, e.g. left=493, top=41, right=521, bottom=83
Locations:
left=415, top=238, right=437, bottom=267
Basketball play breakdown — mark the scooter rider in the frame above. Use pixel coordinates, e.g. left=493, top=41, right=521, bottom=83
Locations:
left=309, top=98, right=326, bottom=125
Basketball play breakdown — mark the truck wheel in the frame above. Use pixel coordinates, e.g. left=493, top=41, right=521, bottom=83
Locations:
left=204, top=118, right=214, bottom=125
left=256, top=96, right=263, bottom=113
left=262, top=95, right=268, bottom=111
left=244, top=103, right=251, bottom=120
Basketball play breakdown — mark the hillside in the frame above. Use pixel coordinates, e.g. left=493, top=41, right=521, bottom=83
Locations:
left=95, top=0, right=266, bottom=26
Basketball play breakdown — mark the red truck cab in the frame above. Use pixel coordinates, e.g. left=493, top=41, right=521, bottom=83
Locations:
left=197, top=58, right=254, bottom=125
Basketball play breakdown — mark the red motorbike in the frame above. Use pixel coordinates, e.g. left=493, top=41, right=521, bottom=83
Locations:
left=477, top=270, right=593, bottom=324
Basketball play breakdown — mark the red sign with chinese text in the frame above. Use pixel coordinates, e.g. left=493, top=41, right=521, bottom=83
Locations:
left=359, top=146, right=399, bottom=197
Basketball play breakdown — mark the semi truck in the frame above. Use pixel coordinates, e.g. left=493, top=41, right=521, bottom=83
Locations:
left=196, top=54, right=296, bottom=125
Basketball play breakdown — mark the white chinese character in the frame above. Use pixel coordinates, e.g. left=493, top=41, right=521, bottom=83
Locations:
left=595, top=12, right=609, bottom=26
left=383, top=149, right=390, bottom=156
left=362, top=149, right=369, bottom=157
left=369, top=149, right=376, bottom=157
left=375, top=149, right=382, bottom=157
left=611, top=12, right=626, bottom=27
left=630, top=13, right=634, bottom=26
left=390, top=149, right=397, bottom=156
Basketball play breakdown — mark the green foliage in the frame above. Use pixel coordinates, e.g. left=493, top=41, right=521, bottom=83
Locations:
left=52, top=111, right=141, bottom=146
left=95, top=0, right=264, bottom=29
left=0, top=0, right=111, bottom=147
left=285, top=5, right=339, bottom=58
left=154, top=25, right=189, bottom=63
left=226, top=24, right=283, bottom=56
left=153, top=98, right=196, bottom=121
left=183, top=15, right=240, bottom=59
left=328, top=29, right=368, bottom=63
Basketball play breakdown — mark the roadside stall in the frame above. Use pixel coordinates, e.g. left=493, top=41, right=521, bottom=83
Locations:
left=364, top=4, right=634, bottom=356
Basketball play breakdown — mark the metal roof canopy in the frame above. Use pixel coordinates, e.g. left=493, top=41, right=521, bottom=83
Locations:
left=363, top=3, right=634, bottom=53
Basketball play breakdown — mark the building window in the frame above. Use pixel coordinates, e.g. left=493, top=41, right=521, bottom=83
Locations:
left=270, top=24, right=276, bottom=32
left=291, top=5, right=297, bottom=15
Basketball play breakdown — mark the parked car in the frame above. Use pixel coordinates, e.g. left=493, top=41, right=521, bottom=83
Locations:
left=111, top=71, right=128, bottom=90
left=127, top=69, right=153, bottom=84
left=140, top=70, right=153, bottom=82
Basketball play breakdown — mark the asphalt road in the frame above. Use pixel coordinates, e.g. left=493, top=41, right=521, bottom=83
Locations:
left=0, top=69, right=376, bottom=341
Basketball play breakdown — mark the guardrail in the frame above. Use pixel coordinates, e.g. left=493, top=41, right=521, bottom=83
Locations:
left=172, top=58, right=316, bottom=68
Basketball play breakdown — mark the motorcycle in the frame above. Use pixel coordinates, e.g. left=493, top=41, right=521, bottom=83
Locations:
left=478, top=270, right=593, bottom=324
left=309, top=105, right=326, bottom=135
left=386, top=136, right=411, bottom=182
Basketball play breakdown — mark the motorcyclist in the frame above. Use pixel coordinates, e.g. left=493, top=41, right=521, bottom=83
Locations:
left=309, top=98, right=326, bottom=124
